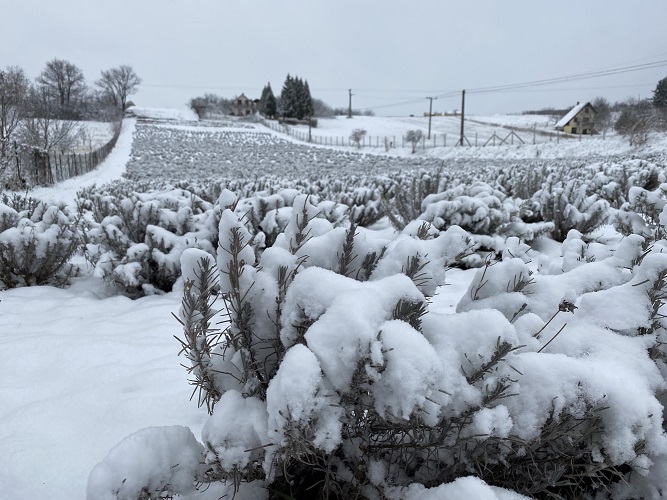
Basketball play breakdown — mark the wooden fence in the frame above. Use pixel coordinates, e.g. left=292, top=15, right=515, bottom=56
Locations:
left=1, top=125, right=120, bottom=188
left=260, top=118, right=597, bottom=151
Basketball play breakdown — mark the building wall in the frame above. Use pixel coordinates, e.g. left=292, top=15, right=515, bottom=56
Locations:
left=231, top=95, right=254, bottom=116
left=562, top=105, right=596, bottom=135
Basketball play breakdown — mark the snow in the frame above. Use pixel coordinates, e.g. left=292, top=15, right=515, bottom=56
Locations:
left=86, top=425, right=204, bottom=500
left=0, top=281, right=207, bottom=500
left=385, top=476, right=531, bottom=500
left=3, top=107, right=667, bottom=499
left=27, top=118, right=136, bottom=206
left=282, top=112, right=665, bottom=160
left=125, top=105, right=199, bottom=122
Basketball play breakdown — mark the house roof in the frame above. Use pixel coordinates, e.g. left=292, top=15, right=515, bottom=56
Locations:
left=555, top=102, right=591, bottom=128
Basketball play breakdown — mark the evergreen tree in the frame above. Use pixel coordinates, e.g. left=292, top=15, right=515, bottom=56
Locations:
left=293, top=77, right=306, bottom=119
left=653, top=76, right=667, bottom=108
left=259, top=83, right=276, bottom=118
left=279, top=74, right=315, bottom=119
left=279, top=74, right=297, bottom=118
left=302, top=80, right=314, bottom=118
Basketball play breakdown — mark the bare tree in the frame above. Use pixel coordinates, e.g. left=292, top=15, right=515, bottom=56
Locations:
left=405, top=129, right=424, bottom=153
left=36, top=58, right=87, bottom=114
left=19, top=86, right=81, bottom=153
left=0, top=66, right=31, bottom=156
left=591, top=96, right=612, bottom=138
left=349, top=128, right=367, bottom=148
left=96, top=65, right=142, bottom=110
left=614, top=98, right=658, bottom=146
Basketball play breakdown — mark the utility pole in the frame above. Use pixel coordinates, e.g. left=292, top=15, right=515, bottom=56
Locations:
left=426, top=97, right=438, bottom=139
left=459, top=89, right=466, bottom=146
left=348, top=89, right=353, bottom=119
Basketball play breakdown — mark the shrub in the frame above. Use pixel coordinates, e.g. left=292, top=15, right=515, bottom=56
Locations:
left=0, top=195, right=79, bottom=289
left=349, top=128, right=367, bottom=149
left=78, top=186, right=217, bottom=297
left=405, top=129, right=424, bottom=153
left=534, top=175, right=610, bottom=241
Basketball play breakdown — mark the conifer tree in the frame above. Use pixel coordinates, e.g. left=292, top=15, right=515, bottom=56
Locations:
left=302, top=80, right=314, bottom=119
left=653, top=76, right=667, bottom=109
left=279, top=74, right=315, bottom=119
left=279, top=74, right=297, bottom=118
left=259, top=83, right=276, bottom=118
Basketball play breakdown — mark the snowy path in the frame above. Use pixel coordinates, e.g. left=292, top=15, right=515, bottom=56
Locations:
left=27, top=118, right=136, bottom=207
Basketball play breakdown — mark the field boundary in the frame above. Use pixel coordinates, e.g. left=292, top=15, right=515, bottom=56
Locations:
left=260, top=117, right=596, bottom=151
left=1, top=124, right=120, bottom=189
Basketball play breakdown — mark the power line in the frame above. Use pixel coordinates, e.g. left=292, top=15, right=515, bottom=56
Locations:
left=142, top=56, right=667, bottom=112
left=466, top=59, right=667, bottom=95
left=364, top=59, right=667, bottom=111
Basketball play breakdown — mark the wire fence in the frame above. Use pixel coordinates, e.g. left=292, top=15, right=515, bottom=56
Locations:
left=1, top=125, right=120, bottom=189
left=260, top=118, right=599, bottom=151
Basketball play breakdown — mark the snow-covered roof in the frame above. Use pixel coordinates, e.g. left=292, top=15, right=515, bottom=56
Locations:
left=555, top=102, right=590, bottom=129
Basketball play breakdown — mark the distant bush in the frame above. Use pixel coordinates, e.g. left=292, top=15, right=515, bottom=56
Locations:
left=533, top=175, right=611, bottom=241
left=405, top=129, right=424, bottom=153
left=0, top=195, right=79, bottom=289
left=78, top=185, right=217, bottom=297
left=349, top=128, right=367, bottom=148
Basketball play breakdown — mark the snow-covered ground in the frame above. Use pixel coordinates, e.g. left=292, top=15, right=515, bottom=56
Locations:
left=126, top=105, right=199, bottom=122
left=275, top=113, right=665, bottom=160
left=3, top=108, right=667, bottom=499
left=70, top=121, right=117, bottom=154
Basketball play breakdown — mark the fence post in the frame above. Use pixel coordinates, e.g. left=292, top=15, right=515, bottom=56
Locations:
left=475, top=133, right=478, bottom=147
left=444, top=134, right=446, bottom=147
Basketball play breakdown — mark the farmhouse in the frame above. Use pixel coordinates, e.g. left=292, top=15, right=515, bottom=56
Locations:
left=555, top=101, right=596, bottom=135
left=230, top=93, right=257, bottom=116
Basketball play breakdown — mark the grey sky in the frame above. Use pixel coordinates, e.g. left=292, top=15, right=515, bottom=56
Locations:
left=5, top=0, right=667, bottom=116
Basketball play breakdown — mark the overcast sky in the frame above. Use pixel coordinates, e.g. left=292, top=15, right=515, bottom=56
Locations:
left=5, top=0, right=667, bottom=116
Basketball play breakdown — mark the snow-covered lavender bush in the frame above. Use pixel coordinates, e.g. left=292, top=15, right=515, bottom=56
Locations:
left=78, top=184, right=217, bottom=297
left=614, top=182, right=667, bottom=240
left=535, top=174, right=611, bottom=242
left=0, top=194, right=79, bottom=289
left=382, top=168, right=449, bottom=230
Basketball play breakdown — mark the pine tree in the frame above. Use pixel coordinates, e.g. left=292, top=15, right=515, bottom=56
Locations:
left=265, top=90, right=277, bottom=118
left=302, top=80, right=314, bottom=118
left=294, top=77, right=306, bottom=119
left=279, top=74, right=315, bottom=119
left=259, top=83, right=277, bottom=118
left=279, top=74, right=297, bottom=118
left=653, top=76, right=667, bottom=108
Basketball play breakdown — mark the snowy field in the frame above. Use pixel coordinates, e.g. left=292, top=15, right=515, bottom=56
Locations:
left=3, top=108, right=667, bottom=499
left=279, top=113, right=661, bottom=160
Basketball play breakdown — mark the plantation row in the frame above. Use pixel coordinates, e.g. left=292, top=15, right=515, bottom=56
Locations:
left=0, top=150, right=664, bottom=295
